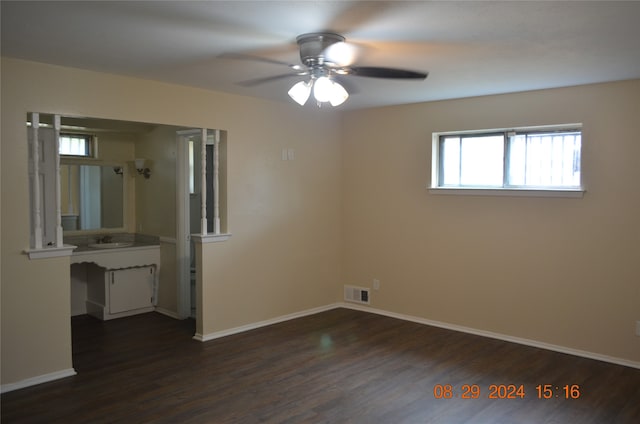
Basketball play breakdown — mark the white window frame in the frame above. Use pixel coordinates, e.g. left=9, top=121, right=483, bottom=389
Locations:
left=59, top=132, right=97, bottom=158
left=429, top=124, right=585, bottom=198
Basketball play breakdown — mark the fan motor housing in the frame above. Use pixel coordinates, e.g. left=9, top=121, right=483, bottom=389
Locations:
left=297, top=32, right=345, bottom=67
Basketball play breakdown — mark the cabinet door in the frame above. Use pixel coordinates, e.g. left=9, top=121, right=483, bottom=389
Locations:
left=109, top=267, right=154, bottom=314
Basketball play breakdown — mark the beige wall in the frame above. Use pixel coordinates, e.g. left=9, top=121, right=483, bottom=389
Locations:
left=135, top=125, right=181, bottom=237
left=157, top=240, right=178, bottom=314
left=2, top=56, right=638, bottom=389
left=1, top=58, right=342, bottom=386
left=96, top=132, right=137, bottom=162
left=134, top=125, right=182, bottom=314
left=341, top=80, right=640, bottom=363
left=197, top=107, right=343, bottom=334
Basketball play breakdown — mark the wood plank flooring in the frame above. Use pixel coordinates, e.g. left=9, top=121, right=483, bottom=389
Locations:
left=2, top=308, right=639, bottom=423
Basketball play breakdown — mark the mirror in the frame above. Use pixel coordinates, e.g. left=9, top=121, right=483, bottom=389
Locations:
left=60, top=162, right=124, bottom=231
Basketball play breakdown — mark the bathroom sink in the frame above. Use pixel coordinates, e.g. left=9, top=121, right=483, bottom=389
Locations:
left=88, top=242, right=134, bottom=249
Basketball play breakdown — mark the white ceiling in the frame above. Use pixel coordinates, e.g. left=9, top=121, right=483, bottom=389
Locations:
left=2, top=1, right=640, bottom=110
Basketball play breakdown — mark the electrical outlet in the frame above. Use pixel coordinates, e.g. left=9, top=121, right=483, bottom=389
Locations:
left=373, top=279, right=380, bottom=290
left=282, top=148, right=295, bottom=160
left=636, top=321, right=640, bottom=337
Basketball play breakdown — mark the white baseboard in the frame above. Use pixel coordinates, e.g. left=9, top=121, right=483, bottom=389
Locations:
left=193, top=303, right=341, bottom=342
left=194, top=301, right=639, bottom=369
left=155, top=307, right=182, bottom=320
left=339, top=302, right=640, bottom=370
left=1, top=368, right=77, bottom=394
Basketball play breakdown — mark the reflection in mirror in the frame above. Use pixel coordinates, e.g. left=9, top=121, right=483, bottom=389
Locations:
left=60, top=163, right=124, bottom=231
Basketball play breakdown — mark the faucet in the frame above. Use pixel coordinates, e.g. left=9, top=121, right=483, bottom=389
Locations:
left=97, top=235, right=113, bottom=244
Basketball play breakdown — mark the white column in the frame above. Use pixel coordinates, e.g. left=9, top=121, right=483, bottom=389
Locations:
left=67, top=165, right=74, bottom=214
left=53, top=115, right=64, bottom=247
left=175, top=130, right=192, bottom=319
left=213, top=130, right=221, bottom=235
left=200, top=128, right=208, bottom=235
left=31, top=113, right=43, bottom=249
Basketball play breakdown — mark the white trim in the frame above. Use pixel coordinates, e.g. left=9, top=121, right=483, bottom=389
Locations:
left=193, top=303, right=340, bottom=342
left=155, top=307, right=182, bottom=320
left=175, top=129, right=203, bottom=136
left=1, top=368, right=77, bottom=393
left=25, top=244, right=77, bottom=259
left=200, top=128, right=207, bottom=235
left=191, top=233, right=232, bottom=244
left=31, top=113, right=43, bottom=249
left=53, top=115, right=64, bottom=247
left=338, top=303, right=640, bottom=370
left=435, top=123, right=583, bottom=137
left=176, top=131, right=191, bottom=319
left=428, top=187, right=585, bottom=198
left=212, top=129, right=221, bottom=234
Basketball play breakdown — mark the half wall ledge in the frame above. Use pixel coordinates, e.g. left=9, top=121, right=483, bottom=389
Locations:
left=191, top=233, right=232, bottom=244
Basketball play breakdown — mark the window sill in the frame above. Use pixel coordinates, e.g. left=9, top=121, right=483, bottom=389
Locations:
left=428, top=187, right=585, bottom=198
left=24, top=245, right=77, bottom=260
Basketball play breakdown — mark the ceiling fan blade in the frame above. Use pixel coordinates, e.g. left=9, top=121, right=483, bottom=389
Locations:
left=350, top=66, right=428, bottom=80
left=219, top=52, right=298, bottom=68
left=325, top=2, right=397, bottom=34
left=237, top=73, right=306, bottom=87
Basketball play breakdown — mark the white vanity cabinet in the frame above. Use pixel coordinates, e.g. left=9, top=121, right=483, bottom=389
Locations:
left=86, top=266, right=155, bottom=320
left=71, top=244, right=160, bottom=320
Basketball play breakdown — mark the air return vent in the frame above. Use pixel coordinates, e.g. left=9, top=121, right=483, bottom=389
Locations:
left=344, top=285, right=370, bottom=305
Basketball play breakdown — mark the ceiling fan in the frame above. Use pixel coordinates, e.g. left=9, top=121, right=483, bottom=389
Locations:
left=232, top=32, right=429, bottom=107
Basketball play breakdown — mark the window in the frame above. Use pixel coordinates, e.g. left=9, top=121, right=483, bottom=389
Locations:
left=59, top=133, right=94, bottom=157
left=432, top=125, right=582, bottom=195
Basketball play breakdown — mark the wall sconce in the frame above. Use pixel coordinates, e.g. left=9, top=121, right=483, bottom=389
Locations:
left=134, top=158, right=151, bottom=179
left=113, top=166, right=123, bottom=175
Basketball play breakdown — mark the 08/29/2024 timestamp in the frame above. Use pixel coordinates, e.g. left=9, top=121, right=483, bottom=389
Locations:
left=433, top=384, right=581, bottom=399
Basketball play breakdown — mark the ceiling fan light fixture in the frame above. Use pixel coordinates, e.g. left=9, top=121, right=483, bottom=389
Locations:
left=289, top=76, right=349, bottom=107
left=288, top=80, right=312, bottom=105
left=312, top=76, right=334, bottom=103
left=328, top=80, right=349, bottom=106
left=313, top=76, right=348, bottom=106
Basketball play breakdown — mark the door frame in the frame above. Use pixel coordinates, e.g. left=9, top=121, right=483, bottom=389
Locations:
left=175, top=129, right=200, bottom=319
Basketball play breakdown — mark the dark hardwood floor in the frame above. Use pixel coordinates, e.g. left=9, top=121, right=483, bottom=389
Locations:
left=2, top=308, right=639, bottom=423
